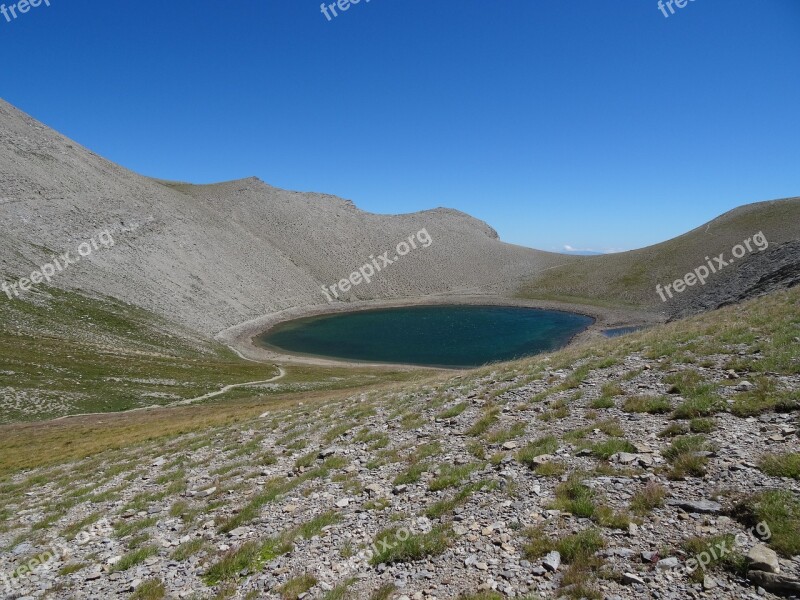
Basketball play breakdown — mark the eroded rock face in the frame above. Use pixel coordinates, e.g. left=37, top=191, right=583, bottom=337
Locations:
left=748, top=570, right=800, bottom=594
left=668, top=239, right=800, bottom=321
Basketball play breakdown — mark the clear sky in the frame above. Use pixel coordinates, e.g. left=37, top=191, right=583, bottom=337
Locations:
left=2, top=0, right=799, bottom=252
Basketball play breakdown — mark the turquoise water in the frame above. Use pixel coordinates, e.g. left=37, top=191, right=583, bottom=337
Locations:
left=602, top=326, right=644, bottom=338
left=257, top=305, right=594, bottom=368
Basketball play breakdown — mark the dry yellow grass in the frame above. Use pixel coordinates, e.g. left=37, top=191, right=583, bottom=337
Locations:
left=0, top=373, right=438, bottom=476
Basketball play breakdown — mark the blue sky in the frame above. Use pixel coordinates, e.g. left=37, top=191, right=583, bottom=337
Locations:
left=2, top=0, right=799, bottom=252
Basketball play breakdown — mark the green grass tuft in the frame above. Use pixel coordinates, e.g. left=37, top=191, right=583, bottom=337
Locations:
left=517, top=436, right=559, bottom=467
left=277, top=573, right=317, bottom=600
left=759, top=453, right=800, bottom=479
left=130, top=579, right=166, bottom=600
left=552, top=475, right=596, bottom=518
left=369, top=525, right=453, bottom=565
left=590, top=439, right=637, bottom=460
left=113, top=545, right=159, bottom=572
left=623, top=395, right=671, bottom=414
left=733, top=490, right=800, bottom=557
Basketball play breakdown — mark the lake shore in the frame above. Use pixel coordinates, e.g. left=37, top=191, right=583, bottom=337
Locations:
left=217, top=295, right=663, bottom=369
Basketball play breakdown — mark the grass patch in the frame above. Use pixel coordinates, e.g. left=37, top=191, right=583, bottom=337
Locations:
left=298, top=511, right=341, bottom=539
left=730, top=378, right=798, bottom=417
left=538, top=398, right=570, bottom=422
left=517, top=436, right=558, bottom=467
left=594, top=505, right=633, bottom=529
left=58, top=562, right=87, bottom=576
left=593, top=419, right=625, bottom=437
left=484, top=422, right=527, bottom=444
left=437, top=402, right=468, bottom=419
left=364, top=498, right=391, bottom=511
left=522, top=526, right=604, bottom=563
left=682, top=534, right=746, bottom=582
left=590, top=439, right=637, bottom=460
left=394, top=462, right=428, bottom=486
left=169, top=500, right=192, bottom=519
left=551, top=475, right=596, bottom=518
left=130, top=579, right=166, bottom=600
left=592, top=382, right=622, bottom=409
left=560, top=563, right=603, bottom=600
left=204, top=535, right=294, bottom=585
left=663, top=434, right=711, bottom=479
left=322, top=577, right=357, bottom=600
left=663, top=432, right=710, bottom=458
left=630, top=482, right=666, bottom=515
left=467, top=407, right=500, bottom=436
left=114, top=516, right=157, bottom=539
left=425, top=480, right=493, bottom=519
left=323, top=424, right=352, bottom=444
left=666, top=370, right=724, bottom=419
left=278, top=573, right=317, bottom=600
left=369, top=525, right=452, bottom=565
left=429, top=463, right=481, bottom=492
left=733, top=490, right=800, bottom=557
left=113, top=545, right=159, bottom=572
left=400, top=412, right=426, bottom=430
left=534, top=461, right=567, bottom=477
left=411, top=441, right=442, bottom=462
left=217, top=478, right=295, bottom=533
left=667, top=453, right=709, bottom=480
left=62, top=511, right=103, bottom=539
left=623, top=395, right=671, bottom=414
left=369, top=584, right=397, bottom=600
left=689, top=418, right=716, bottom=433
left=659, top=423, right=688, bottom=438
left=759, top=453, right=800, bottom=479
left=294, top=451, right=317, bottom=469
left=172, top=538, right=204, bottom=561
left=590, top=396, right=614, bottom=409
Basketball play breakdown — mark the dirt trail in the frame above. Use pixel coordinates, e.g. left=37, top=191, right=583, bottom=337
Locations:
left=52, top=366, right=286, bottom=421
left=165, top=367, right=287, bottom=407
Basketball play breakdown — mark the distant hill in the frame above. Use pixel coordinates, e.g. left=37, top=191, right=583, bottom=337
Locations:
left=560, top=250, right=606, bottom=256
left=518, top=199, right=800, bottom=316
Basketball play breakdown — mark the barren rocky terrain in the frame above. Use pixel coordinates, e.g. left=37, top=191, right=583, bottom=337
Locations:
left=1, top=98, right=800, bottom=600
left=0, top=100, right=569, bottom=338
left=1, top=288, right=799, bottom=600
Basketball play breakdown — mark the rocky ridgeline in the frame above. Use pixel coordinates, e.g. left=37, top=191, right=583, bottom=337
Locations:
left=1, top=341, right=799, bottom=600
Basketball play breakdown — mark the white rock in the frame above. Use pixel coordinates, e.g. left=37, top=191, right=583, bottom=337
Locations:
left=543, top=551, right=561, bottom=572
left=747, top=544, right=780, bottom=573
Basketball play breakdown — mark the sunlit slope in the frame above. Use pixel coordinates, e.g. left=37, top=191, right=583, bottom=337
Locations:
left=517, top=198, right=800, bottom=313
left=0, top=99, right=566, bottom=336
left=0, top=288, right=419, bottom=424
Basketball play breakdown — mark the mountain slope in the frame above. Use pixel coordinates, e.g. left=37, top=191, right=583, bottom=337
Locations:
left=3, top=98, right=798, bottom=338
left=1, top=286, right=798, bottom=599
left=518, top=198, right=800, bottom=314
left=0, top=100, right=568, bottom=337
